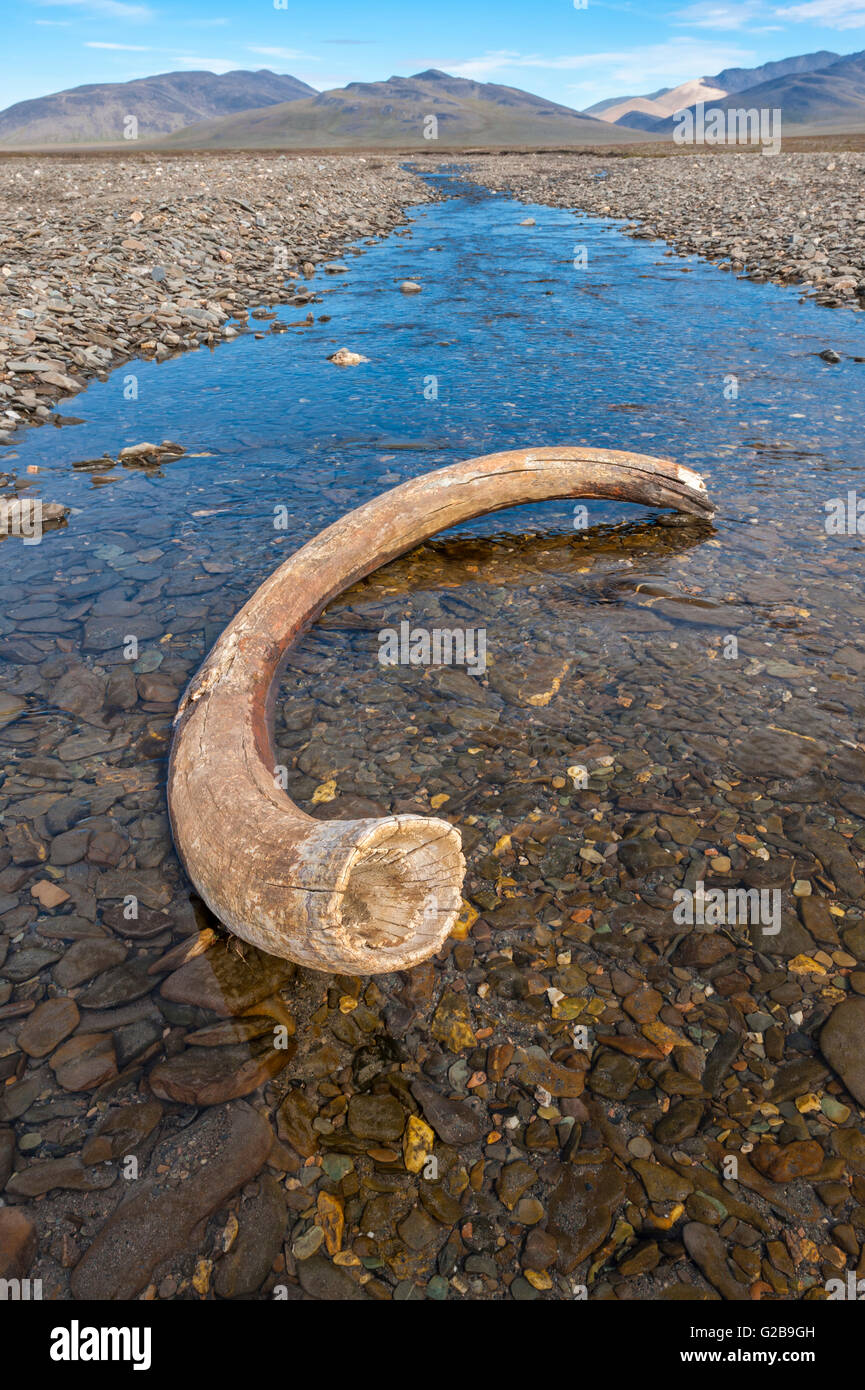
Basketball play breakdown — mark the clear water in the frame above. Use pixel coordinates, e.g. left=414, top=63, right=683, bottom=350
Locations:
left=4, top=167, right=865, bottom=1303
left=3, top=171, right=864, bottom=814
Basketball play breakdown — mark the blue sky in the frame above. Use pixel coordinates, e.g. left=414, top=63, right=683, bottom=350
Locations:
left=4, top=0, right=864, bottom=111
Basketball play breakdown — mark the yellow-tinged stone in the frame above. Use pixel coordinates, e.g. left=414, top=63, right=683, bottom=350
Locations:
left=192, top=1257, right=212, bottom=1296
left=431, top=989, right=477, bottom=1051
left=525, top=1269, right=553, bottom=1290
left=586, top=998, right=606, bottom=1018
left=430, top=793, right=450, bottom=810
left=492, top=833, right=512, bottom=856
left=645, top=1203, right=684, bottom=1231
left=403, top=1114, right=435, bottom=1173
left=612, top=1218, right=635, bottom=1245
left=552, top=997, right=585, bottom=1021
left=317, top=1190, right=344, bottom=1255
left=822, top=987, right=847, bottom=1003
left=642, top=1020, right=680, bottom=1055
left=486, top=1131, right=502, bottom=1144
left=538, top=1105, right=561, bottom=1121
left=451, top=1166, right=469, bottom=1196
left=311, top=778, right=338, bottom=805
left=221, top=1212, right=239, bottom=1253
left=789, top=954, right=826, bottom=975
left=338, top=995, right=358, bottom=1013
left=795, top=1093, right=822, bottom=1114
left=450, top=898, right=478, bottom=941
left=333, top=1251, right=361, bottom=1267
left=526, top=660, right=570, bottom=706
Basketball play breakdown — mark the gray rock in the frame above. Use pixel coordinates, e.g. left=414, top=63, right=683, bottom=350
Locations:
left=821, top=997, right=865, bottom=1106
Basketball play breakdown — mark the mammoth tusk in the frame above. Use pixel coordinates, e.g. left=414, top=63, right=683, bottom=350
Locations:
left=168, top=448, right=713, bottom=974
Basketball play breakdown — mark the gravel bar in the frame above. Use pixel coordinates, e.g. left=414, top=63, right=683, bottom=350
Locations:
left=0, top=154, right=436, bottom=441
left=467, top=149, right=865, bottom=313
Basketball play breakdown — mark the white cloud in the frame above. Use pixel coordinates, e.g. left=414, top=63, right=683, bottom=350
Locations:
left=674, top=0, right=865, bottom=25
left=29, top=0, right=154, bottom=17
left=247, top=45, right=317, bottom=62
left=443, top=50, right=526, bottom=80
left=774, top=0, right=865, bottom=25
left=85, top=39, right=151, bottom=48
left=440, top=39, right=753, bottom=86
left=670, top=1, right=766, bottom=28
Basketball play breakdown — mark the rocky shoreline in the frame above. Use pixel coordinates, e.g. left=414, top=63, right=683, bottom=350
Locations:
left=5, top=148, right=865, bottom=452
left=466, top=149, right=865, bottom=312
left=0, top=153, right=436, bottom=441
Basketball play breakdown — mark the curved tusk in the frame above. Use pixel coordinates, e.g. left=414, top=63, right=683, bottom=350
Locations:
left=168, top=447, right=713, bottom=974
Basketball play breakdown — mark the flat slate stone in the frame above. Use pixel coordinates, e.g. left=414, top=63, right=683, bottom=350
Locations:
left=50, top=1032, right=118, bottom=1091
left=53, top=939, right=128, bottom=988
left=821, top=997, right=865, bottom=1107
left=160, top=942, right=294, bottom=1018
left=6, top=1155, right=117, bottom=1198
left=547, top=1162, right=626, bottom=1273
left=18, top=997, right=80, bottom=1058
left=213, top=1174, right=287, bottom=1298
left=410, top=1078, right=484, bottom=1145
left=70, top=1101, right=272, bottom=1299
left=148, top=1039, right=295, bottom=1106
left=296, top=1253, right=369, bottom=1300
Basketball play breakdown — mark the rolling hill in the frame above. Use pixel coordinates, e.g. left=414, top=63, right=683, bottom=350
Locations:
left=156, top=68, right=649, bottom=149
left=0, top=69, right=318, bottom=147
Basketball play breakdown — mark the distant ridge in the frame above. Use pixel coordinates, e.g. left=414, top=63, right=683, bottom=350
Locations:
left=638, top=50, right=865, bottom=134
left=588, top=50, right=842, bottom=129
left=156, top=68, right=649, bottom=149
left=0, top=69, right=318, bottom=147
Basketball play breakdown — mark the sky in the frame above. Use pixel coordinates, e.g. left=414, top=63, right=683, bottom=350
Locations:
left=3, top=0, right=864, bottom=112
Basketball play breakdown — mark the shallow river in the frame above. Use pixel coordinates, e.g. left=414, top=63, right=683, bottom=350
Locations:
left=1, top=171, right=865, bottom=1302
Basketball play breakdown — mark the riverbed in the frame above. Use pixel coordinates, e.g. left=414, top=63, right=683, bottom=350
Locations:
left=1, top=171, right=865, bottom=1302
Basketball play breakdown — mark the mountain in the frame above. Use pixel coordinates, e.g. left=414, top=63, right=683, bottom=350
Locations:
left=156, top=68, right=649, bottom=149
left=0, top=69, right=318, bottom=147
left=644, top=49, right=865, bottom=134
left=589, top=77, right=727, bottom=126
left=710, top=51, right=841, bottom=94
left=588, top=50, right=841, bottom=129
